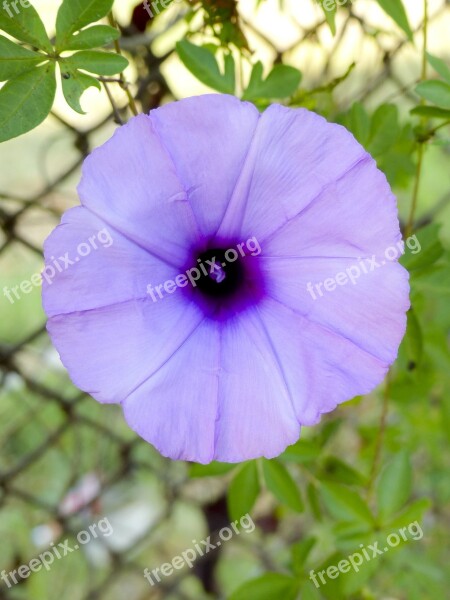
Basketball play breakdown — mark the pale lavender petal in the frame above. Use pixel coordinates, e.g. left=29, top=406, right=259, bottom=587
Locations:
left=43, top=206, right=183, bottom=317
left=150, top=94, right=260, bottom=237
left=217, top=104, right=365, bottom=241
left=78, top=114, right=199, bottom=266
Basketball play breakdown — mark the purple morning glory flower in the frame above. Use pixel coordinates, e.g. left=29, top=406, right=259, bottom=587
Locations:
left=43, top=94, right=410, bottom=464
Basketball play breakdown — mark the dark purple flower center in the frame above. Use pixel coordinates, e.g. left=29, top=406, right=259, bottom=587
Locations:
left=195, top=248, right=244, bottom=299
left=182, top=238, right=266, bottom=320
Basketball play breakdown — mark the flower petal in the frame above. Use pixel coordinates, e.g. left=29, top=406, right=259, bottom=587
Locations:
left=213, top=309, right=301, bottom=462
left=150, top=94, right=260, bottom=237
left=217, top=104, right=366, bottom=241
left=261, top=256, right=410, bottom=365
left=47, top=294, right=205, bottom=404
left=255, top=297, right=392, bottom=425
left=78, top=114, right=199, bottom=266
left=43, top=206, right=181, bottom=317
left=262, top=157, right=402, bottom=259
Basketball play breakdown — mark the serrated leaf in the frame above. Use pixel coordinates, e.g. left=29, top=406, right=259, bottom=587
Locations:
left=415, top=80, right=450, bottom=109
left=426, top=52, right=450, bottom=85
left=321, top=482, right=374, bottom=524
left=410, top=105, right=450, bottom=119
left=242, top=61, right=302, bottom=101
left=375, top=0, right=413, bottom=40
left=0, top=35, right=45, bottom=81
left=262, top=458, right=304, bottom=512
left=64, top=50, right=128, bottom=76
left=0, top=2, right=52, bottom=53
left=0, top=61, right=56, bottom=143
left=60, top=63, right=100, bottom=114
left=56, top=0, right=115, bottom=50
left=227, top=461, right=259, bottom=523
left=376, top=450, right=412, bottom=521
left=189, top=461, right=236, bottom=478
left=176, top=40, right=235, bottom=94
left=229, top=573, right=300, bottom=600
left=64, top=25, right=119, bottom=51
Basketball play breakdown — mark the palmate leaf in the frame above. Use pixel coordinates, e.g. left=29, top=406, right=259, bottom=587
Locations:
left=0, top=2, right=52, bottom=52
left=64, top=25, right=119, bottom=51
left=243, top=61, right=302, bottom=101
left=0, top=62, right=56, bottom=143
left=56, top=0, right=115, bottom=51
left=60, top=63, right=101, bottom=114
left=64, top=50, right=128, bottom=76
left=0, top=35, right=45, bottom=81
left=176, top=40, right=235, bottom=94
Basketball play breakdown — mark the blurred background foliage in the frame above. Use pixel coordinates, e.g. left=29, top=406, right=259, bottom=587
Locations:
left=0, top=0, right=449, bottom=598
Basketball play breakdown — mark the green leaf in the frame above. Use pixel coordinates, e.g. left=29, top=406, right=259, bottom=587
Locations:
left=0, top=2, right=52, bottom=53
left=0, top=35, right=45, bottom=81
left=426, top=52, right=450, bottom=85
left=64, top=25, right=119, bottom=51
left=229, top=573, right=300, bottom=600
left=400, top=223, right=443, bottom=271
left=262, top=458, right=304, bottom=512
left=227, top=461, right=260, bottom=522
left=376, top=450, right=413, bottom=520
left=189, top=461, right=236, bottom=478
left=242, top=61, right=302, bottom=101
left=56, top=0, right=115, bottom=50
left=375, top=0, right=413, bottom=40
left=64, top=50, right=128, bottom=75
left=321, top=457, right=367, bottom=486
left=291, top=536, right=316, bottom=575
left=415, top=80, right=450, bottom=109
left=385, top=497, right=430, bottom=530
left=410, top=105, right=450, bottom=119
left=176, top=40, right=235, bottom=94
left=0, top=61, right=56, bottom=143
left=402, top=309, right=423, bottom=368
left=367, top=104, right=399, bottom=156
left=279, top=439, right=319, bottom=463
left=60, top=63, right=100, bottom=114
left=321, top=0, right=337, bottom=35
left=348, top=101, right=370, bottom=146
left=320, top=482, right=374, bottom=524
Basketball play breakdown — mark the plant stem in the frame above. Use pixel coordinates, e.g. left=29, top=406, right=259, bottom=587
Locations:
left=107, top=12, right=139, bottom=117
left=405, top=0, right=428, bottom=237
